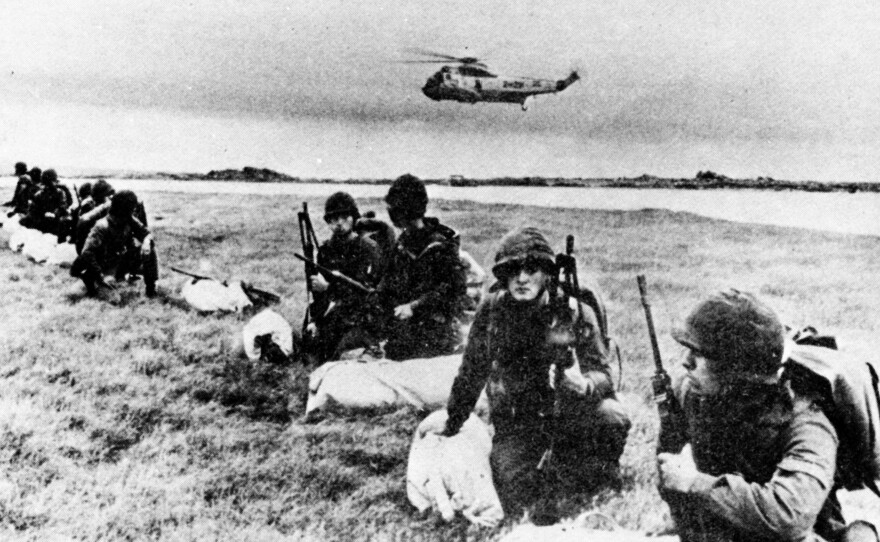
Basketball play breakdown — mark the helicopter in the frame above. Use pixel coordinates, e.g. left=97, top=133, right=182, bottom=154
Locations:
left=404, top=49, right=580, bottom=111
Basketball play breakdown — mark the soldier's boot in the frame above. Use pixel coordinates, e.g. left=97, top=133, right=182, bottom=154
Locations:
left=145, top=280, right=157, bottom=298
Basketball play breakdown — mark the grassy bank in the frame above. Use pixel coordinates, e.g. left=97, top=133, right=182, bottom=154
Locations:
left=1, top=189, right=879, bottom=540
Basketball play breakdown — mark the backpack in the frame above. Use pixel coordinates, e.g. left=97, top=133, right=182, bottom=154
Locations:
left=784, top=327, right=880, bottom=496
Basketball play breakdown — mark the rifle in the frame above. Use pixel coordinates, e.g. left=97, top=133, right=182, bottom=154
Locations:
left=533, top=235, right=582, bottom=525
left=169, top=266, right=280, bottom=304
left=297, top=203, right=320, bottom=336
left=637, top=275, right=683, bottom=454
left=293, top=253, right=375, bottom=295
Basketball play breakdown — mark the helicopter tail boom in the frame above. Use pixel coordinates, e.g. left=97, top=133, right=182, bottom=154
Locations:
left=556, top=71, right=580, bottom=92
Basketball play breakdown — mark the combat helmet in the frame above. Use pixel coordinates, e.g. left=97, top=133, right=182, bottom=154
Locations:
left=91, top=179, right=115, bottom=202
left=324, top=191, right=360, bottom=222
left=673, top=289, right=786, bottom=378
left=14, top=162, right=27, bottom=176
left=109, top=190, right=139, bottom=219
left=385, top=174, right=427, bottom=223
left=491, top=226, right=556, bottom=281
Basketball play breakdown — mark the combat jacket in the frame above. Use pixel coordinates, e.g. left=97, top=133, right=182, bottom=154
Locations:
left=378, top=217, right=466, bottom=327
left=661, top=360, right=844, bottom=542
left=314, top=233, right=383, bottom=326
left=28, top=184, right=69, bottom=219
left=77, top=215, right=150, bottom=278
left=445, top=289, right=613, bottom=436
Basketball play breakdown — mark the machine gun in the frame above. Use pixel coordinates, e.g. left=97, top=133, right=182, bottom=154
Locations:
left=637, top=274, right=684, bottom=454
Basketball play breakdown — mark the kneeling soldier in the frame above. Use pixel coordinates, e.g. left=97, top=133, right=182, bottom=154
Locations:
left=307, top=192, right=384, bottom=362
left=435, top=226, right=631, bottom=523
left=70, top=190, right=158, bottom=301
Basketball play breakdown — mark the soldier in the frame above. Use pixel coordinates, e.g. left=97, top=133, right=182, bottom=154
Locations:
left=70, top=190, right=158, bottom=302
left=307, top=191, right=384, bottom=362
left=19, top=168, right=70, bottom=235
left=377, top=174, right=467, bottom=361
left=4, top=162, right=34, bottom=214
left=78, top=179, right=114, bottom=217
left=432, top=226, right=631, bottom=523
left=657, top=290, right=877, bottom=542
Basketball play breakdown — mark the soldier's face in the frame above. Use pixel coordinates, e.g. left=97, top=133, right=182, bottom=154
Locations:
left=507, top=266, right=548, bottom=302
left=327, top=215, right=354, bottom=237
left=683, top=350, right=723, bottom=396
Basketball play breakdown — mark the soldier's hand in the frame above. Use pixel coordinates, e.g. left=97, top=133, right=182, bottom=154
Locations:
left=393, top=303, right=414, bottom=320
left=311, top=273, right=330, bottom=292
left=658, top=444, right=698, bottom=493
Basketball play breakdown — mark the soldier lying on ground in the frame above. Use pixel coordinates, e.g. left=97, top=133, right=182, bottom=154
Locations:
left=428, top=226, right=631, bottom=525
left=306, top=191, right=384, bottom=363
left=658, top=290, right=878, bottom=542
left=376, top=174, right=467, bottom=361
left=70, top=190, right=158, bottom=302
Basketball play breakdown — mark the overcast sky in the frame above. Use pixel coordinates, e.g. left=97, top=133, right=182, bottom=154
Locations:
left=1, top=0, right=878, bottom=180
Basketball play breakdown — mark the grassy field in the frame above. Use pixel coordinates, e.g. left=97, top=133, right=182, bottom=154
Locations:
left=1, top=188, right=879, bottom=540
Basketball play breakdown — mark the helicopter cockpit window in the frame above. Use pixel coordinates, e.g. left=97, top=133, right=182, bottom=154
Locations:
left=458, top=66, right=496, bottom=78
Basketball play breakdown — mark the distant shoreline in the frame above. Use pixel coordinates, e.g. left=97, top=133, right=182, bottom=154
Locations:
left=69, top=167, right=880, bottom=193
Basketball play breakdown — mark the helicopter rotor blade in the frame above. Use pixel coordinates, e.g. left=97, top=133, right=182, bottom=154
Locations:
left=402, top=47, right=462, bottom=61
left=397, top=60, right=455, bottom=64
left=402, top=47, right=484, bottom=64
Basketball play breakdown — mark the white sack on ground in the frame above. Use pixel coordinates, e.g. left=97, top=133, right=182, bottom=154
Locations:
left=180, top=278, right=252, bottom=313
left=9, top=227, right=39, bottom=253
left=22, top=232, right=58, bottom=263
left=500, top=521, right=678, bottom=542
left=46, top=242, right=78, bottom=267
left=305, top=354, right=488, bottom=415
left=407, top=409, right=503, bottom=528
left=242, top=309, right=294, bottom=361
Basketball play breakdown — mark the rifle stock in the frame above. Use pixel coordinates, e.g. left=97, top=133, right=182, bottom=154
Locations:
left=293, top=253, right=374, bottom=295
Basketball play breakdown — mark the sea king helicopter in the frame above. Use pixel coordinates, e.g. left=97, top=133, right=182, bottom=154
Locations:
left=404, top=49, right=580, bottom=111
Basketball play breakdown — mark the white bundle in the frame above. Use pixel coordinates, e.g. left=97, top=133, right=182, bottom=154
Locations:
left=500, top=519, right=678, bottom=542
left=241, top=309, right=294, bottom=361
left=45, top=242, right=78, bottom=267
left=407, top=409, right=503, bottom=528
left=9, top=227, right=39, bottom=252
left=305, top=354, right=488, bottom=416
left=180, top=278, right=252, bottom=313
left=22, top=232, right=58, bottom=263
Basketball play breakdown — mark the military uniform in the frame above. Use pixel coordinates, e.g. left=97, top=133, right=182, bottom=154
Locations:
left=658, top=290, right=852, bottom=542
left=20, top=181, right=69, bottom=235
left=444, top=288, right=631, bottom=515
left=378, top=216, right=466, bottom=360
left=310, top=232, right=384, bottom=361
left=70, top=191, right=157, bottom=299
left=661, top=362, right=844, bottom=542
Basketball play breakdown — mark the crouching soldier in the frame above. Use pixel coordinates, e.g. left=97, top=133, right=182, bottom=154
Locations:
left=657, top=290, right=877, bottom=542
left=377, top=174, right=467, bottom=360
left=307, top=192, right=384, bottom=362
left=19, top=169, right=70, bottom=236
left=432, top=226, right=631, bottom=523
left=70, top=190, right=158, bottom=301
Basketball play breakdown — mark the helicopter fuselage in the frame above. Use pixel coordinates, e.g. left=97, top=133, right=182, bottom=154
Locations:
left=421, top=65, right=579, bottom=108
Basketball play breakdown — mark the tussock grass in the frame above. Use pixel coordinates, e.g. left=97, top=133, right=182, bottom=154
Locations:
left=1, top=188, right=879, bottom=540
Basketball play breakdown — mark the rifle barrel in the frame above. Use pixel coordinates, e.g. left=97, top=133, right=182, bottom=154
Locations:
left=294, top=253, right=373, bottom=294
left=637, top=275, right=665, bottom=374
